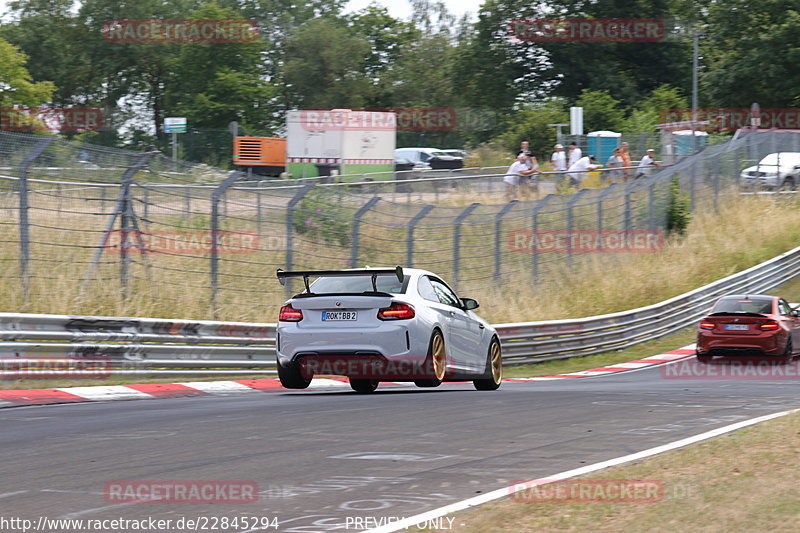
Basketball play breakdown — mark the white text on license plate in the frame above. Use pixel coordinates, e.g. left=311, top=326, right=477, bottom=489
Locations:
left=322, top=311, right=358, bottom=321
left=724, top=324, right=749, bottom=331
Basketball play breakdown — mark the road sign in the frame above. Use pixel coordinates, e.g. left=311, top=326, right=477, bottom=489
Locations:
left=570, top=107, right=583, bottom=136
left=164, top=117, right=187, bottom=133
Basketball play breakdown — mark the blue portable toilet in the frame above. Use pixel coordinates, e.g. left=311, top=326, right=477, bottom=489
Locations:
left=587, top=131, right=621, bottom=165
left=673, top=130, right=708, bottom=155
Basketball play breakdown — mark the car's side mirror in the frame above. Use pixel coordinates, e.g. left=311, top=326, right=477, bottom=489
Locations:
left=461, top=298, right=479, bottom=310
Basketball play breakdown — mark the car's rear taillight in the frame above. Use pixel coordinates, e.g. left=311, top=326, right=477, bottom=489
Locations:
left=699, top=321, right=715, bottom=330
left=279, top=304, right=303, bottom=322
left=759, top=321, right=780, bottom=331
left=377, top=302, right=415, bottom=320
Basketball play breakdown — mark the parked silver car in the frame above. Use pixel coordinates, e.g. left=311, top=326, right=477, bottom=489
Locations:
left=739, top=152, right=800, bottom=190
left=276, top=267, right=501, bottom=393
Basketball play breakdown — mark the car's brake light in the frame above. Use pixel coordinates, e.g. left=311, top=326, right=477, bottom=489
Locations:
left=759, top=321, right=780, bottom=331
left=699, top=322, right=715, bottom=330
left=378, top=302, right=415, bottom=320
left=279, top=304, right=303, bottom=322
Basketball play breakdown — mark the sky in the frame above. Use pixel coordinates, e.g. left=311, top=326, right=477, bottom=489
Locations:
left=345, top=0, right=484, bottom=20
left=0, top=1, right=486, bottom=22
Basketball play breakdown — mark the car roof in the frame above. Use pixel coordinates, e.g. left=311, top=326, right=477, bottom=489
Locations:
left=717, top=294, right=777, bottom=300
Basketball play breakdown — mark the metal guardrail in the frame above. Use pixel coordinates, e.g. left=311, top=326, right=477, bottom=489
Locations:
left=0, top=244, right=798, bottom=376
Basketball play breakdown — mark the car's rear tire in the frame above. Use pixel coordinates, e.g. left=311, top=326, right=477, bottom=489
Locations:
left=415, top=330, right=446, bottom=388
left=474, top=337, right=502, bottom=391
left=350, top=378, right=379, bottom=393
left=277, top=359, right=312, bottom=389
left=696, top=353, right=712, bottom=364
left=780, top=338, right=794, bottom=364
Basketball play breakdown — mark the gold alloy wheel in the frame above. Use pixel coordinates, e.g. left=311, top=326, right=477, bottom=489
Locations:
left=432, top=332, right=446, bottom=380
left=490, top=340, right=502, bottom=384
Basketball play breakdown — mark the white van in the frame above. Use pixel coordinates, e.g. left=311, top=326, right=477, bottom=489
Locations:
left=740, top=152, right=800, bottom=190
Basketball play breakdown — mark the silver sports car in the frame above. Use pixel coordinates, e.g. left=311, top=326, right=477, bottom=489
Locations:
left=276, top=266, right=502, bottom=393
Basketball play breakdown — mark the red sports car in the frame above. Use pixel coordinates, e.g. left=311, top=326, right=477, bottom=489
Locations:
left=695, top=294, right=800, bottom=363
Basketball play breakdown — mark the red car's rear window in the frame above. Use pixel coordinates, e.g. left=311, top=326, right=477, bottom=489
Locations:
left=712, top=298, right=773, bottom=315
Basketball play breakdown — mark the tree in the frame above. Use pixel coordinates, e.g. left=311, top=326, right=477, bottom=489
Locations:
left=575, top=89, right=626, bottom=132
left=624, top=84, right=687, bottom=132
left=283, top=18, right=373, bottom=108
left=701, top=0, right=800, bottom=107
left=492, top=99, right=569, bottom=158
left=0, top=37, right=55, bottom=107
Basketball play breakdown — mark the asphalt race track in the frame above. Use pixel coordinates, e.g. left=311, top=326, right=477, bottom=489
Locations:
left=2, top=358, right=800, bottom=532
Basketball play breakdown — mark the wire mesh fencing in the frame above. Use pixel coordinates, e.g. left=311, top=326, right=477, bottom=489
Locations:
left=0, top=129, right=796, bottom=321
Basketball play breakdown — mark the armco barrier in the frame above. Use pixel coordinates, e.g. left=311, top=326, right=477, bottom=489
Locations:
left=0, top=244, right=798, bottom=375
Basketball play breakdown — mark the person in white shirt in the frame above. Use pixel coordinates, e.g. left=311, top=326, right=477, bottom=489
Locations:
left=568, top=142, right=582, bottom=168
left=636, top=149, right=660, bottom=178
left=504, top=154, right=536, bottom=200
left=551, top=144, right=566, bottom=171
left=567, top=155, right=597, bottom=187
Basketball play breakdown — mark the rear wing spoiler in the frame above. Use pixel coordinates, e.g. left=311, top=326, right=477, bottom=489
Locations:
left=276, top=266, right=404, bottom=293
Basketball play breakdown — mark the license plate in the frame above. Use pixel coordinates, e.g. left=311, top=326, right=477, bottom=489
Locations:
left=321, top=311, right=358, bottom=321
left=724, top=324, right=749, bottom=331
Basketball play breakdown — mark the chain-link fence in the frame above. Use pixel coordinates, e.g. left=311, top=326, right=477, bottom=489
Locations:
left=0, top=130, right=796, bottom=320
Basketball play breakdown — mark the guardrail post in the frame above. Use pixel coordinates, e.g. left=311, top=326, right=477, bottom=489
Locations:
left=452, top=203, right=480, bottom=290
left=350, top=196, right=381, bottom=268
left=406, top=205, right=434, bottom=267
left=17, top=137, right=54, bottom=310
left=566, top=190, right=588, bottom=265
left=530, top=194, right=554, bottom=282
left=284, top=184, right=315, bottom=297
left=494, top=200, right=518, bottom=282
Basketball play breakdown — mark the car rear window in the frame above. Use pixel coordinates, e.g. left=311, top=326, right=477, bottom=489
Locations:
left=309, top=274, right=408, bottom=294
left=712, top=297, right=773, bottom=315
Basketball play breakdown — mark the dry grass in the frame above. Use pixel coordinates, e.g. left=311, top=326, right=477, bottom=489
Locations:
left=0, top=187, right=797, bottom=324
left=454, top=411, right=800, bottom=533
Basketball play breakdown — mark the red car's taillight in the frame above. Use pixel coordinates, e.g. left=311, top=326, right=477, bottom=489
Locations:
left=279, top=304, right=303, bottom=322
left=699, top=322, right=715, bottom=330
left=377, top=302, right=415, bottom=320
left=759, top=321, right=780, bottom=331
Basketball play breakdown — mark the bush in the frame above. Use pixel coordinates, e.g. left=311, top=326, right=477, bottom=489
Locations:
left=666, top=176, right=691, bottom=236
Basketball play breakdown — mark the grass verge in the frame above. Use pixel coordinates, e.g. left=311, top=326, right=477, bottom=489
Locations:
left=453, top=410, right=800, bottom=533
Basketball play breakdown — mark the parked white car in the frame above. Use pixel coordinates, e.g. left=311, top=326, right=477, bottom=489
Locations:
left=276, top=267, right=501, bottom=393
left=739, top=152, right=800, bottom=190
left=394, top=148, right=464, bottom=170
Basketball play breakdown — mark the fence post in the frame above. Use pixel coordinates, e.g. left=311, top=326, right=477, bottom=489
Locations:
left=596, top=185, right=616, bottom=250
left=183, top=187, right=191, bottom=223
left=406, top=205, right=434, bottom=267
left=647, top=179, right=656, bottom=230
left=493, top=200, right=518, bottom=282
left=210, top=172, right=251, bottom=314
left=81, top=153, right=154, bottom=298
left=530, top=194, right=554, bottom=283
left=350, top=196, right=381, bottom=268
left=17, top=137, right=54, bottom=310
left=566, top=190, right=588, bottom=265
left=623, top=180, right=636, bottom=233
left=284, top=184, right=315, bottom=297
left=452, top=203, right=480, bottom=290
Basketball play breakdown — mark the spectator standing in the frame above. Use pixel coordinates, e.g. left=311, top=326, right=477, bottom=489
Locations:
left=567, top=155, right=597, bottom=188
left=504, top=154, right=535, bottom=200
left=517, top=140, right=533, bottom=158
left=605, top=148, right=623, bottom=183
left=568, top=142, right=582, bottom=168
left=620, top=142, right=633, bottom=180
left=551, top=144, right=566, bottom=170
left=636, top=149, right=660, bottom=178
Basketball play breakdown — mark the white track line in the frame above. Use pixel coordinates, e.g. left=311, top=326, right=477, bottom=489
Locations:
left=363, top=408, right=799, bottom=533
left=55, top=386, right=153, bottom=401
